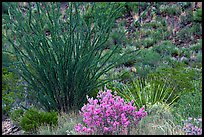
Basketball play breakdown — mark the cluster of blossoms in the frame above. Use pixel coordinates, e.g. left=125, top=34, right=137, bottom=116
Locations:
left=75, top=88, right=147, bottom=135
left=182, top=117, right=202, bottom=135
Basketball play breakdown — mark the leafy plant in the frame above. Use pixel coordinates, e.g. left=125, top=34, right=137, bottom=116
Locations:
left=116, top=77, right=179, bottom=109
left=10, top=108, right=25, bottom=125
left=135, top=102, right=185, bottom=135
left=20, top=108, right=58, bottom=133
left=180, top=10, right=193, bottom=26
left=159, top=4, right=181, bottom=16
left=37, top=111, right=82, bottom=135
left=172, top=91, right=202, bottom=124
left=189, top=39, right=202, bottom=53
left=134, top=49, right=162, bottom=77
left=194, top=8, right=202, bottom=23
left=153, top=41, right=179, bottom=56
left=147, top=64, right=201, bottom=93
left=2, top=68, right=24, bottom=115
left=3, top=2, right=138, bottom=112
left=75, top=88, right=147, bottom=135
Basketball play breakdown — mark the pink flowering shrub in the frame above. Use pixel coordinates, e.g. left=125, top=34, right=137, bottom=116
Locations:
left=74, top=88, right=147, bottom=135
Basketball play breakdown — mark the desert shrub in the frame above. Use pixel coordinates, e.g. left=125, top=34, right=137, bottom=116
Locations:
left=75, top=88, right=147, bottom=135
left=147, top=64, right=201, bottom=93
left=20, top=108, right=58, bottom=133
left=116, top=77, right=179, bottom=109
left=159, top=4, right=181, bottom=16
left=172, top=90, right=202, bottom=125
left=134, top=48, right=162, bottom=77
left=2, top=68, right=24, bottom=116
left=3, top=2, right=138, bottom=112
left=194, top=8, right=202, bottom=23
left=176, top=27, right=194, bottom=43
left=37, top=111, right=82, bottom=135
left=10, top=108, right=25, bottom=125
left=135, top=102, right=185, bottom=135
left=180, top=10, right=193, bottom=26
left=191, top=22, right=202, bottom=36
left=190, top=39, right=202, bottom=53
left=153, top=40, right=179, bottom=56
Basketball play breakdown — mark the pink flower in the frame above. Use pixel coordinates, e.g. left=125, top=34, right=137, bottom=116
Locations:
left=75, top=88, right=147, bottom=135
left=75, top=123, right=82, bottom=132
left=104, top=127, right=109, bottom=132
left=198, top=118, right=202, bottom=122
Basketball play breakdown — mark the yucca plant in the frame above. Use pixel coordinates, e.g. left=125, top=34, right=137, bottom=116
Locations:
left=115, top=77, right=179, bottom=109
left=2, top=2, right=140, bottom=112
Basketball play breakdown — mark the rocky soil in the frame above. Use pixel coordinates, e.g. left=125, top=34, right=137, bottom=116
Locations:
left=2, top=118, right=22, bottom=135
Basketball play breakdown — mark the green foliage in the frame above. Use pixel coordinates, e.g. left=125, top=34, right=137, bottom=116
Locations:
left=3, top=2, right=137, bottom=112
left=115, top=77, right=179, bottom=109
left=2, top=2, right=10, bottom=14
left=172, top=90, right=202, bottom=125
left=10, top=108, right=25, bottom=125
left=159, top=4, right=181, bottom=16
left=190, top=39, right=202, bottom=53
left=2, top=68, right=24, bottom=115
left=134, top=49, right=162, bottom=77
left=148, top=64, right=201, bottom=94
left=153, top=41, right=179, bottom=56
left=180, top=10, right=193, bottom=26
left=178, top=2, right=191, bottom=9
left=196, top=51, right=202, bottom=63
left=142, top=37, right=156, bottom=48
left=191, top=22, right=202, bottom=36
left=194, top=8, right=202, bottom=23
left=176, top=27, right=194, bottom=42
left=20, top=108, right=58, bottom=133
left=135, top=102, right=184, bottom=135
left=37, top=111, right=82, bottom=135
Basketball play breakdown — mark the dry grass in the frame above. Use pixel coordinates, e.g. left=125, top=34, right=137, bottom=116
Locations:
left=37, top=103, right=186, bottom=135
left=130, top=102, right=185, bottom=135
left=37, top=110, right=82, bottom=135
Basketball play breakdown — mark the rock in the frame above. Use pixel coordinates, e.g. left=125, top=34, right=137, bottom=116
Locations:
left=2, top=118, right=22, bottom=135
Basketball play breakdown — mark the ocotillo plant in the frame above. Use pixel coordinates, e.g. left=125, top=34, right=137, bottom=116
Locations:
left=3, top=2, right=139, bottom=112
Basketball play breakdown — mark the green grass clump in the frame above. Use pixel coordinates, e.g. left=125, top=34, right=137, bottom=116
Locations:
left=37, top=111, right=82, bottom=135
left=134, top=102, right=185, bottom=135
left=172, top=90, right=202, bottom=125
left=20, top=108, right=58, bottom=133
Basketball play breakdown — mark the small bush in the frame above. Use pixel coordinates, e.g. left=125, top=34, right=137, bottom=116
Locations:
left=20, top=108, right=58, bottom=133
left=135, top=102, right=185, bottom=135
left=147, top=64, right=201, bottom=93
left=172, top=91, right=202, bottom=124
left=116, top=77, right=179, bottom=109
left=194, top=8, right=202, bottom=23
left=10, top=108, right=25, bottom=125
left=2, top=68, right=24, bottom=116
left=153, top=41, right=178, bottom=56
left=37, top=111, right=82, bottom=135
left=75, top=88, right=147, bottom=135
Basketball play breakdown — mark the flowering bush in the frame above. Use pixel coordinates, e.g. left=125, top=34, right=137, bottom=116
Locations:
left=74, top=88, right=147, bottom=135
left=182, top=117, right=202, bottom=135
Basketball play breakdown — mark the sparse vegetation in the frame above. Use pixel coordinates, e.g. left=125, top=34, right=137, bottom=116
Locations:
left=2, top=2, right=202, bottom=135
